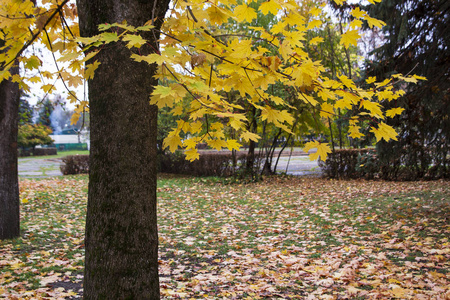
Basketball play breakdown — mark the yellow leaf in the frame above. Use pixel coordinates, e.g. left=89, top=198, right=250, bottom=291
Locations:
left=84, top=61, right=101, bottom=80
left=370, top=122, right=398, bottom=142
left=303, top=140, right=331, bottom=161
left=42, top=84, right=54, bottom=94
left=363, top=15, right=386, bottom=29
left=226, top=139, right=242, bottom=151
left=350, top=7, right=365, bottom=19
left=163, top=134, right=182, bottom=152
left=349, top=125, right=365, bottom=139
left=413, top=74, right=427, bottom=81
left=185, top=148, right=200, bottom=161
left=24, top=55, right=41, bottom=70
left=320, top=102, right=334, bottom=118
left=241, top=131, right=260, bottom=142
left=234, top=4, right=257, bottom=22
left=207, top=138, right=227, bottom=150
left=122, top=34, right=146, bottom=48
left=386, top=107, right=404, bottom=118
left=340, top=29, right=360, bottom=48
left=309, top=37, right=324, bottom=45
left=366, top=76, right=377, bottom=84
left=360, top=99, right=384, bottom=119
left=259, top=0, right=280, bottom=15
left=367, top=0, right=382, bottom=4
left=131, top=53, right=165, bottom=65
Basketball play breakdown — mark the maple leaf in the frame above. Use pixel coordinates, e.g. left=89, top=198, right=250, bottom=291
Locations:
left=259, top=1, right=280, bottom=15
left=386, top=107, right=405, bottom=118
left=309, top=37, right=324, bottom=45
left=370, top=122, right=398, bottom=142
left=226, top=139, right=241, bottom=151
left=303, top=140, right=331, bottom=161
left=122, top=34, right=147, bottom=48
left=84, top=61, right=101, bottom=80
left=207, top=138, right=227, bottom=150
left=241, top=131, right=260, bottom=142
left=349, top=125, right=365, bottom=139
left=163, top=133, right=182, bottom=152
left=350, top=7, right=366, bottom=19
left=363, top=15, right=386, bottom=29
left=234, top=4, right=257, bottom=23
left=320, top=103, right=334, bottom=118
left=24, top=55, right=41, bottom=70
left=340, top=29, right=360, bottom=48
left=366, top=76, right=377, bottom=84
left=185, top=149, right=200, bottom=161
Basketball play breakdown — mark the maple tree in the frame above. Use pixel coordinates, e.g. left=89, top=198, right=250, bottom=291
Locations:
left=0, top=0, right=428, bottom=297
left=17, top=124, right=53, bottom=151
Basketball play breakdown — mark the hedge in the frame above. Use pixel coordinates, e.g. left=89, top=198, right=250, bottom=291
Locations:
left=60, top=152, right=260, bottom=177
left=318, top=149, right=372, bottom=179
left=319, top=148, right=449, bottom=180
left=61, top=155, right=90, bottom=175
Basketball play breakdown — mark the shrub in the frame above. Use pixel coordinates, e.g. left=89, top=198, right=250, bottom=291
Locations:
left=320, top=147, right=450, bottom=180
left=33, top=148, right=57, bottom=156
left=61, top=155, right=89, bottom=175
left=318, top=149, right=371, bottom=179
left=158, top=151, right=261, bottom=177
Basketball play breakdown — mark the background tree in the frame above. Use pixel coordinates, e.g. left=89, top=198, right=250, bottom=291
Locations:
left=17, top=124, right=53, bottom=151
left=365, top=0, right=450, bottom=179
left=0, top=60, right=20, bottom=240
left=18, top=92, right=34, bottom=125
left=76, top=0, right=170, bottom=298
left=36, top=99, right=54, bottom=131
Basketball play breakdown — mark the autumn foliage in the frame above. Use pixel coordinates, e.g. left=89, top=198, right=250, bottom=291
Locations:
left=0, top=0, right=426, bottom=162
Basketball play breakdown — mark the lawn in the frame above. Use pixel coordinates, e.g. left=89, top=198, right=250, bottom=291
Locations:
left=18, top=150, right=90, bottom=160
left=0, top=175, right=449, bottom=299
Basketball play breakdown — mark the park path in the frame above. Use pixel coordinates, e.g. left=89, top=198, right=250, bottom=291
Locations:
left=18, top=157, right=63, bottom=178
left=18, top=151, right=320, bottom=178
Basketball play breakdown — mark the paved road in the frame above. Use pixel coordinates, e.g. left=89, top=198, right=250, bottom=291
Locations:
left=18, top=152, right=321, bottom=178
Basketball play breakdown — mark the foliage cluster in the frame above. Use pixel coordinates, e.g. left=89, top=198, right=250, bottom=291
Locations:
left=0, top=0, right=421, bottom=164
left=17, top=124, right=53, bottom=152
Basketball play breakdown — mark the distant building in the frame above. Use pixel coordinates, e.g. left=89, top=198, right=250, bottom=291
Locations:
left=49, top=129, right=90, bottom=151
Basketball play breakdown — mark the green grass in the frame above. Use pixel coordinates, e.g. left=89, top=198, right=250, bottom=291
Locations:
left=19, top=150, right=90, bottom=160
left=0, top=175, right=448, bottom=299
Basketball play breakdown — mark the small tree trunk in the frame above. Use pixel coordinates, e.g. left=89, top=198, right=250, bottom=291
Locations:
left=77, top=0, right=169, bottom=298
left=0, top=64, right=20, bottom=240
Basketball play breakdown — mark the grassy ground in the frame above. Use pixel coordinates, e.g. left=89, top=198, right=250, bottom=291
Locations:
left=0, top=175, right=448, bottom=299
left=18, top=150, right=90, bottom=160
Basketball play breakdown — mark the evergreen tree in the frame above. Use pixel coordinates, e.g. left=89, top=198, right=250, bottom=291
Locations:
left=36, top=99, right=54, bottom=130
left=365, top=0, right=450, bottom=179
left=18, top=93, right=33, bottom=125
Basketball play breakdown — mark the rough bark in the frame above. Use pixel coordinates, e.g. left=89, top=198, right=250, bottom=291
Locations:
left=0, top=65, right=20, bottom=240
left=77, top=0, right=170, bottom=298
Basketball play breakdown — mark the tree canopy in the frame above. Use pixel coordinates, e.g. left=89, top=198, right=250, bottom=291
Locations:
left=0, top=0, right=424, bottom=162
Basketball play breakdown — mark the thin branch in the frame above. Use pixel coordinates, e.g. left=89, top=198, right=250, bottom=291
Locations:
left=1, top=0, right=70, bottom=71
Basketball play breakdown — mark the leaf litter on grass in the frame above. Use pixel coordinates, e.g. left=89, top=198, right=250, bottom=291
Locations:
left=1, top=175, right=449, bottom=299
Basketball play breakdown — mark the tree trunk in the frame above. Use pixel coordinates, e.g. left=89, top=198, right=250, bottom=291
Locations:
left=77, top=1, right=169, bottom=298
left=0, top=64, right=20, bottom=240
